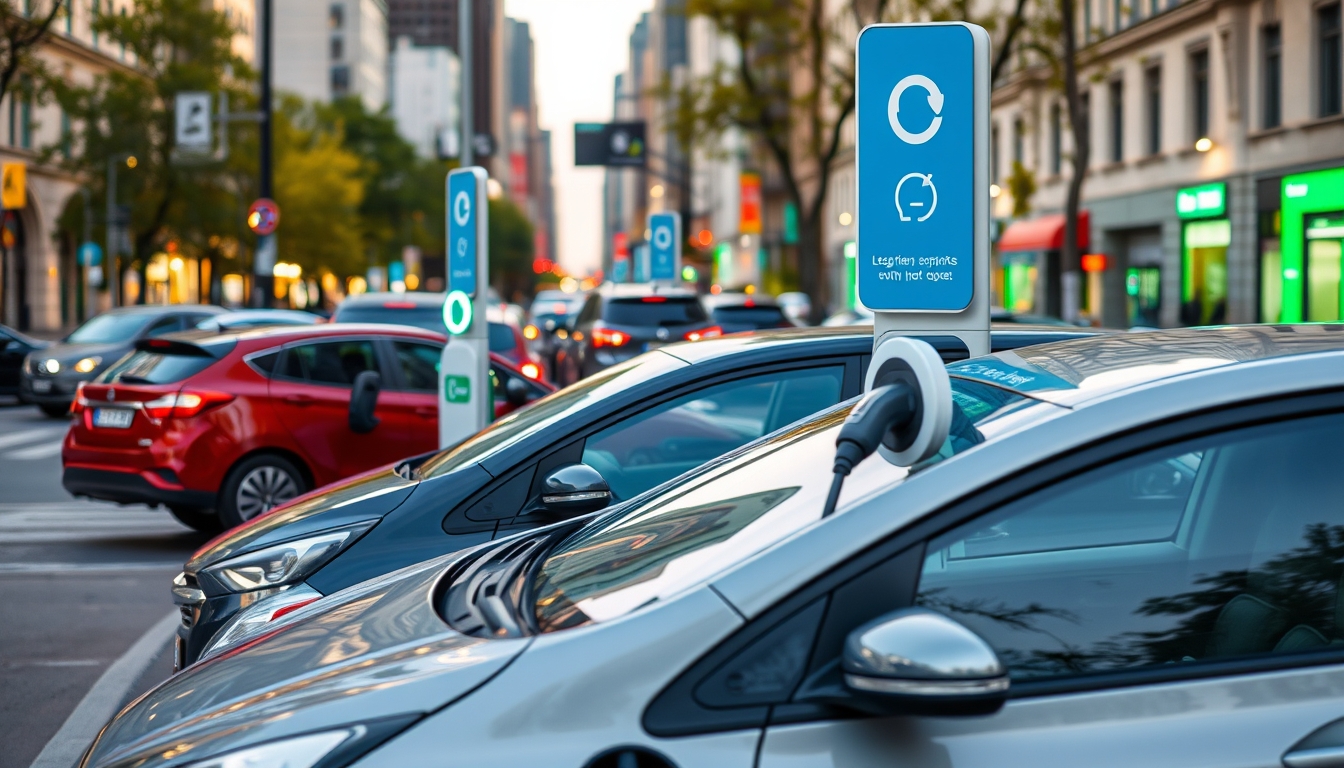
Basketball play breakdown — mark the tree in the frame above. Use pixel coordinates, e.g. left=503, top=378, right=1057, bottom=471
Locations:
left=1056, top=0, right=1089, bottom=324
left=0, top=0, right=64, bottom=108
left=488, top=196, right=535, bottom=302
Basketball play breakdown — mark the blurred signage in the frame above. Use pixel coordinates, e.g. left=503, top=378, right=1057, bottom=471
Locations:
left=634, top=244, right=650, bottom=282
left=79, top=242, right=103, bottom=267
left=739, top=172, right=762, bottom=234
left=472, top=133, right=496, bottom=158
left=175, top=92, right=212, bottom=149
left=247, top=198, right=280, bottom=236
left=1, top=163, right=25, bottom=209
left=574, top=122, right=646, bottom=167
left=612, top=257, right=630, bottom=283
left=613, top=231, right=629, bottom=260
left=783, top=202, right=798, bottom=244
left=447, top=167, right=487, bottom=299
left=1176, top=182, right=1226, bottom=219
left=648, top=211, right=681, bottom=282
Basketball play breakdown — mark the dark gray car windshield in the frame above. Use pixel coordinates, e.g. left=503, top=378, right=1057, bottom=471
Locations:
left=67, top=313, right=154, bottom=344
left=416, top=350, right=689, bottom=480
left=605, top=298, right=707, bottom=326
left=531, top=378, right=1039, bottom=632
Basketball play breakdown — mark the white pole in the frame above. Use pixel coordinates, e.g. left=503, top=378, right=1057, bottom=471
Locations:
left=459, top=0, right=473, bottom=167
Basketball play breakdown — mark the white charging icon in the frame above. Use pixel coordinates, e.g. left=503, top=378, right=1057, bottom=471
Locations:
left=895, top=173, right=938, bottom=222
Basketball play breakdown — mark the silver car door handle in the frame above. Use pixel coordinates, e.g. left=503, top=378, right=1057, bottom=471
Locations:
left=1285, top=746, right=1344, bottom=768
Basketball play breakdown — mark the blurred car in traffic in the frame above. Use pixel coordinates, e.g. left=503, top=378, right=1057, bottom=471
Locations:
left=777, top=290, right=812, bottom=325
left=703, top=292, right=799, bottom=333
left=61, top=324, right=552, bottom=533
left=166, top=324, right=1094, bottom=668
left=20, top=305, right=226, bottom=417
left=332, top=291, right=546, bottom=381
left=82, top=325, right=1344, bottom=768
left=0, top=323, right=47, bottom=398
left=195, top=309, right=323, bottom=331
left=553, top=284, right=722, bottom=385
left=524, top=289, right=585, bottom=371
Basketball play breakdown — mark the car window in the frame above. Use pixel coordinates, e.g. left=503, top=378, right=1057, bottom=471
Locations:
left=604, top=297, right=707, bottom=326
left=488, top=323, right=516, bottom=354
left=66, top=313, right=155, bottom=343
left=334, top=304, right=445, bottom=333
left=392, top=340, right=441, bottom=392
left=577, top=296, right=601, bottom=324
left=917, top=413, right=1344, bottom=683
left=712, top=305, right=790, bottom=328
left=280, top=340, right=378, bottom=386
left=99, top=350, right=218, bottom=384
left=143, top=315, right=183, bottom=338
left=581, top=367, right=845, bottom=501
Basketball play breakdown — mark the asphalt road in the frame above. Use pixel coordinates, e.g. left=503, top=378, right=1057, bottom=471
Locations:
left=0, top=399, right=210, bottom=768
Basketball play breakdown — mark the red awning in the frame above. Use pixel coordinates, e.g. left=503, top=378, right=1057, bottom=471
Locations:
left=998, top=211, right=1090, bottom=253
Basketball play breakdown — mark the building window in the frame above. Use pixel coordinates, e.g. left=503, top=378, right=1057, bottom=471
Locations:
left=1012, top=117, right=1024, bottom=166
left=991, top=122, right=1000, bottom=184
left=330, top=65, right=350, bottom=96
left=1081, top=90, right=1091, bottom=164
left=1109, top=77, right=1124, bottom=163
left=65, top=0, right=72, bottom=34
left=1113, top=0, right=1122, bottom=32
left=91, top=0, right=97, bottom=47
left=1262, top=24, right=1282, bottom=128
left=329, top=3, right=344, bottom=29
left=330, top=35, right=343, bottom=60
left=1145, top=65, right=1161, bottom=154
left=1051, top=101, right=1062, bottom=175
left=1084, top=0, right=1092, bottom=43
left=60, top=109, right=70, bottom=157
left=1191, top=47, right=1210, bottom=141
left=1319, top=2, right=1342, bottom=117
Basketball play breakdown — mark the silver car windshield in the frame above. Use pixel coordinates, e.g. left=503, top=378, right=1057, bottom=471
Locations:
left=531, top=378, right=1041, bottom=633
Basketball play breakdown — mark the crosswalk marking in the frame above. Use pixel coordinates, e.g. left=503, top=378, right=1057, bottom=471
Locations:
left=0, top=501, right=192, bottom=543
left=0, top=427, right=66, bottom=451
left=3, top=439, right=65, bottom=460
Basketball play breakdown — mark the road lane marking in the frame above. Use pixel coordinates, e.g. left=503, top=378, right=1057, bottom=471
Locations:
left=28, top=611, right=178, bottom=768
left=3, top=440, right=66, bottom=460
left=5, top=660, right=104, bottom=668
left=0, top=562, right=183, bottom=574
left=0, top=427, right=65, bottom=451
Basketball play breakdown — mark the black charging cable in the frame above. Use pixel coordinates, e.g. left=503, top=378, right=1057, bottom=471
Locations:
left=822, top=383, right=916, bottom=518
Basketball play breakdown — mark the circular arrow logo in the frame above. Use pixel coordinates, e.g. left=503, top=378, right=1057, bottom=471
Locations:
left=653, top=226, right=672, bottom=250
left=453, top=190, right=471, bottom=227
left=888, top=74, right=945, bottom=145
left=895, top=173, right=938, bottom=222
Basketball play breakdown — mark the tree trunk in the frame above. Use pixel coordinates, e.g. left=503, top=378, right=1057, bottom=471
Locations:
left=797, top=208, right=829, bottom=324
left=1059, top=0, right=1089, bottom=324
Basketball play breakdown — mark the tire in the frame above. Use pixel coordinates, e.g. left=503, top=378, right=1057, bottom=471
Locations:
left=217, top=454, right=307, bottom=529
left=39, top=403, right=69, bottom=418
left=168, top=505, right=222, bottom=534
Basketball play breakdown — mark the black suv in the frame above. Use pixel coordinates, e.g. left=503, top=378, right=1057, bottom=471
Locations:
left=555, top=284, right=718, bottom=385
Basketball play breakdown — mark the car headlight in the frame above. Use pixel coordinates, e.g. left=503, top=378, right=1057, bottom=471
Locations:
left=179, top=716, right=419, bottom=768
left=42, top=358, right=60, bottom=374
left=198, top=584, right=322, bottom=661
left=73, top=356, right=101, bottom=374
left=199, top=521, right=376, bottom=594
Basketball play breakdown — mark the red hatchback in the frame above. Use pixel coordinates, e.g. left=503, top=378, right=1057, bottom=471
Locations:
left=61, top=324, right=553, bottom=531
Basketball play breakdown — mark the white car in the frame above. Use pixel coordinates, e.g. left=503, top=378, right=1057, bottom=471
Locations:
left=82, top=325, right=1344, bottom=768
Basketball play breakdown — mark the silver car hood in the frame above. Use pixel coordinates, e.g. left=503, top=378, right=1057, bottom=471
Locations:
left=85, top=552, right=528, bottom=768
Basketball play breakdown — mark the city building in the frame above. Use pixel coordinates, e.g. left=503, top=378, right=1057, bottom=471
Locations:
left=389, top=36, right=460, bottom=159
left=274, top=0, right=387, bottom=111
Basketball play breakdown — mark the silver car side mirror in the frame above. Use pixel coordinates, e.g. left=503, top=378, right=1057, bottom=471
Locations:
left=842, top=607, right=1009, bottom=716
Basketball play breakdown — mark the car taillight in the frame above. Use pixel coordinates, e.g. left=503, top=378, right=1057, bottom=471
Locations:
left=685, top=325, right=723, bottom=342
left=71, top=382, right=88, bottom=416
left=592, top=325, right=630, bottom=348
left=520, top=362, right=542, bottom=380
left=523, top=324, right=539, bottom=340
left=144, top=391, right=235, bottom=420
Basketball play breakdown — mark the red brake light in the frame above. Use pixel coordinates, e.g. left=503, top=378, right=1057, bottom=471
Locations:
left=641, top=296, right=667, bottom=303
left=520, top=362, right=542, bottom=380
left=382, top=301, right=417, bottom=309
left=144, top=391, right=235, bottom=420
left=147, top=339, right=171, bottom=348
left=685, top=325, right=723, bottom=342
left=591, top=325, right=631, bottom=348
left=71, top=382, right=88, bottom=415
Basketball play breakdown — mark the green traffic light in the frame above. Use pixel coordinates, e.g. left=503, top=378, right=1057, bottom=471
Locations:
left=681, top=266, right=698, bottom=282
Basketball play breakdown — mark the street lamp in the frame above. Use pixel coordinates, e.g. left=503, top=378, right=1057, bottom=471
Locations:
left=106, top=152, right=137, bottom=307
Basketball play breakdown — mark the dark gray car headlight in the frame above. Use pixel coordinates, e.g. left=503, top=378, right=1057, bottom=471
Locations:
left=199, top=521, right=376, bottom=594
left=178, top=715, right=419, bottom=768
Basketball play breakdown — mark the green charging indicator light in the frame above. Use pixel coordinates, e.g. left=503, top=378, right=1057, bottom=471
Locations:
left=443, top=290, right=473, bottom=335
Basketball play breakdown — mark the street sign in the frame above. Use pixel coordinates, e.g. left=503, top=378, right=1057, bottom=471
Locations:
left=612, top=257, right=630, bottom=283
left=633, top=244, right=650, bottom=283
left=78, top=242, right=102, bottom=267
left=247, top=198, right=280, bottom=236
left=858, top=22, right=991, bottom=358
left=1, top=163, right=24, bottom=209
left=448, top=167, right=487, bottom=298
left=648, top=211, right=681, bottom=282
left=175, top=92, right=212, bottom=149
left=574, top=122, right=646, bottom=167
left=740, top=173, right=762, bottom=234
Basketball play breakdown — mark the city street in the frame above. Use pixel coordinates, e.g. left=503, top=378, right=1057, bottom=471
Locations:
left=0, top=401, right=206, bottom=768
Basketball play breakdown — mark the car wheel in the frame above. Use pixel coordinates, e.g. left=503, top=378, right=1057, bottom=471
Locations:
left=39, top=403, right=68, bottom=418
left=168, top=505, right=222, bottom=534
left=218, top=455, right=307, bottom=529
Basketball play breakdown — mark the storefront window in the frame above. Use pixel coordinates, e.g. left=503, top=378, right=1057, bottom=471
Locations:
left=1260, top=210, right=1282, bottom=323
left=1000, top=253, right=1038, bottom=313
left=1306, top=213, right=1344, bottom=321
left=1181, top=219, right=1230, bottom=325
left=1126, top=266, right=1161, bottom=327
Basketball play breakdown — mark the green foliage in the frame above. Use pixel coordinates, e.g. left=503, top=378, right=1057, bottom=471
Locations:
left=272, top=96, right=364, bottom=276
left=1007, top=160, right=1037, bottom=217
left=488, top=196, right=535, bottom=301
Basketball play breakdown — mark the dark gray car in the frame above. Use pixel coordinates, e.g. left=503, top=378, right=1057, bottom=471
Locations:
left=20, top=305, right=224, bottom=416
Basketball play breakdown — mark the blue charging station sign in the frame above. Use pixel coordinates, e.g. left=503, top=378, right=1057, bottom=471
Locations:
left=648, top=212, right=680, bottom=282
left=857, top=24, right=985, bottom=312
left=447, top=168, right=485, bottom=298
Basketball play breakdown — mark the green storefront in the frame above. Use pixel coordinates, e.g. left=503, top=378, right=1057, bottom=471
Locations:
left=1280, top=167, right=1344, bottom=322
left=1177, top=182, right=1230, bottom=326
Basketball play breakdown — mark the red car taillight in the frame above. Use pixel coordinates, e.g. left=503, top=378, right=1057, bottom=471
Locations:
left=684, top=325, right=723, bottom=342
left=143, top=391, right=235, bottom=420
left=71, top=382, right=88, bottom=416
left=520, top=362, right=542, bottom=380
left=592, top=325, right=631, bottom=348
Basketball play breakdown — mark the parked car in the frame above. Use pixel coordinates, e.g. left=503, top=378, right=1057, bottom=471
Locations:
left=61, top=324, right=552, bottom=533
left=486, top=306, right=545, bottom=380
left=83, top=325, right=1344, bottom=768
left=777, top=290, right=812, bottom=325
left=332, top=291, right=545, bottom=381
left=195, top=309, right=323, bottom=331
left=166, top=324, right=1093, bottom=668
left=0, top=323, right=47, bottom=397
left=20, top=305, right=226, bottom=416
left=553, top=284, right=722, bottom=385
left=703, top=292, right=798, bottom=333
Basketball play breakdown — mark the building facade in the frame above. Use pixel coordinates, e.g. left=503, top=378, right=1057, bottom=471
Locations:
left=274, top=0, right=387, bottom=111
left=389, top=36, right=460, bottom=159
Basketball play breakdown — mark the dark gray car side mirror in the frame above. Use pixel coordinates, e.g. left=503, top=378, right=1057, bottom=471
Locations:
left=348, top=370, right=382, bottom=434
left=841, top=607, right=1009, bottom=716
left=505, top=376, right=531, bottom=407
left=538, top=463, right=611, bottom=518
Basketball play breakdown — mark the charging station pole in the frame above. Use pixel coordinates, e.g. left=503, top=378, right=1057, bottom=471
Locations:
left=439, top=167, right=491, bottom=448
left=648, top=211, right=681, bottom=285
left=856, top=23, right=991, bottom=373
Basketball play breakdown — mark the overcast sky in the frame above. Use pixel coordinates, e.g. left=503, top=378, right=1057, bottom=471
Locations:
left=505, top=0, right=653, bottom=274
